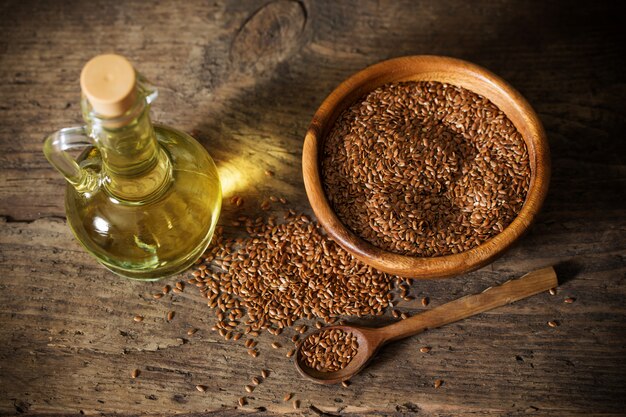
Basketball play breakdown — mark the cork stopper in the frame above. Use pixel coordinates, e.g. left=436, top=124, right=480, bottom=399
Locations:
left=80, top=54, right=137, bottom=118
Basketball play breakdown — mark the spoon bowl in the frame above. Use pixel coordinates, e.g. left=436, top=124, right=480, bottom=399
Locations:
left=295, top=267, right=557, bottom=384
left=295, top=325, right=384, bottom=384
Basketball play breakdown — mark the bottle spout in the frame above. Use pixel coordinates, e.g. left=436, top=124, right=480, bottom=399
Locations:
left=43, top=126, right=100, bottom=193
left=79, top=54, right=158, bottom=121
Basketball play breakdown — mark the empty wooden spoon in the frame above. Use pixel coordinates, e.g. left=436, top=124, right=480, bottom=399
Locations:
left=295, top=266, right=557, bottom=384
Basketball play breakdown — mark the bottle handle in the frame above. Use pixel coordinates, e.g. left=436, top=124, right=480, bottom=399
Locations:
left=43, top=126, right=100, bottom=192
left=137, top=72, right=158, bottom=105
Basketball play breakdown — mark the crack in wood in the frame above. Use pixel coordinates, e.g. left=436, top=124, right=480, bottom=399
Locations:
left=1, top=215, right=66, bottom=224
left=144, top=365, right=193, bottom=376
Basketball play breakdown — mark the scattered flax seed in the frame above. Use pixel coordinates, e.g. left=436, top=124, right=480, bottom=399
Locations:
left=421, top=297, right=430, bottom=307
left=131, top=369, right=139, bottom=379
left=564, top=297, right=575, bottom=304
left=162, top=285, right=171, bottom=294
left=291, top=335, right=299, bottom=343
left=247, top=349, right=259, bottom=358
left=244, top=385, right=254, bottom=393
left=233, top=332, right=242, bottom=341
left=420, top=346, right=431, bottom=353
left=133, top=315, right=144, bottom=322
left=153, top=293, right=163, bottom=299
left=279, top=197, right=287, bottom=204
left=196, top=384, right=207, bottom=392
left=400, top=312, right=409, bottom=320
left=392, top=310, right=400, bottom=319
left=272, top=342, right=281, bottom=349
left=341, top=380, right=351, bottom=388
left=187, top=328, right=198, bottom=336
left=434, top=379, right=443, bottom=388
left=252, top=376, right=261, bottom=385
left=261, top=369, right=269, bottom=378
left=176, top=281, right=184, bottom=291
left=293, top=399, right=300, bottom=409
left=315, top=321, right=323, bottom=329
left=172, top=287, right=183, bottom=294
left=238, top=396, right=247, bottom=407
left=269, top=195, right=278, bottom=202
left=265, top=169, right=274, bottom=177
left=548, top=320, right=559, bottom=328
left=283, top=393, right=293, bottom=402
left=549, top=288, right=557, bottom=296
left=225, top=331, right=233, bottom=341
left=191, top=214, right=396, bottom=360
left=167, top=311, right=175, bottom=321
left=261, top=200, right=271, bottom=211
left=236, top=197, right=244, bottom=207
left=286, top=348, right=295, bottom=358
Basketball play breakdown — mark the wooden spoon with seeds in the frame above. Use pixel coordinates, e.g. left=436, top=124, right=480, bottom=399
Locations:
left=295, top=266, right=557, bottom=384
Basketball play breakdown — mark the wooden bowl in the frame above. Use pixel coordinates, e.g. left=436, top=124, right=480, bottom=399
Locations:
left=302, top=55, right=550, bottom=278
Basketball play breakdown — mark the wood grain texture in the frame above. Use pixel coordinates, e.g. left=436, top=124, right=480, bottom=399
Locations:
left=1, top=0, right=625, bottom=416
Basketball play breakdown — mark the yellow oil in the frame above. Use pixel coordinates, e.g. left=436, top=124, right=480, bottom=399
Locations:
left=65, top=124, right=221, bottom=280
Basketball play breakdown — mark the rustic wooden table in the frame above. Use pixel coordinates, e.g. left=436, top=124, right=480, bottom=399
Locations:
left=1, top=1, right=625, bottom=415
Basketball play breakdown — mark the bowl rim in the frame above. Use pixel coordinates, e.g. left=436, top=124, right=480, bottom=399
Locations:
left=302, top=55, right=551, bottom=278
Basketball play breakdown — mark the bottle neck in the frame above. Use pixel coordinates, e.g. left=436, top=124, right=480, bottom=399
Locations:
left=85, top=98, right=171, bottom=202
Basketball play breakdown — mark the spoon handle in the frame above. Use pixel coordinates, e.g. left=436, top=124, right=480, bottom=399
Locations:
left=382, top=266, right=558, bottom=342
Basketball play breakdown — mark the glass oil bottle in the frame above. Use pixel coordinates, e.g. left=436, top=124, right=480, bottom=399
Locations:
left=43, top=54, right=221, bottom=280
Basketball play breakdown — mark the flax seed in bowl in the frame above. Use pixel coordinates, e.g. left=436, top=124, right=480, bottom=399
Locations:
left=302, top=55, right=550, bottom=278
